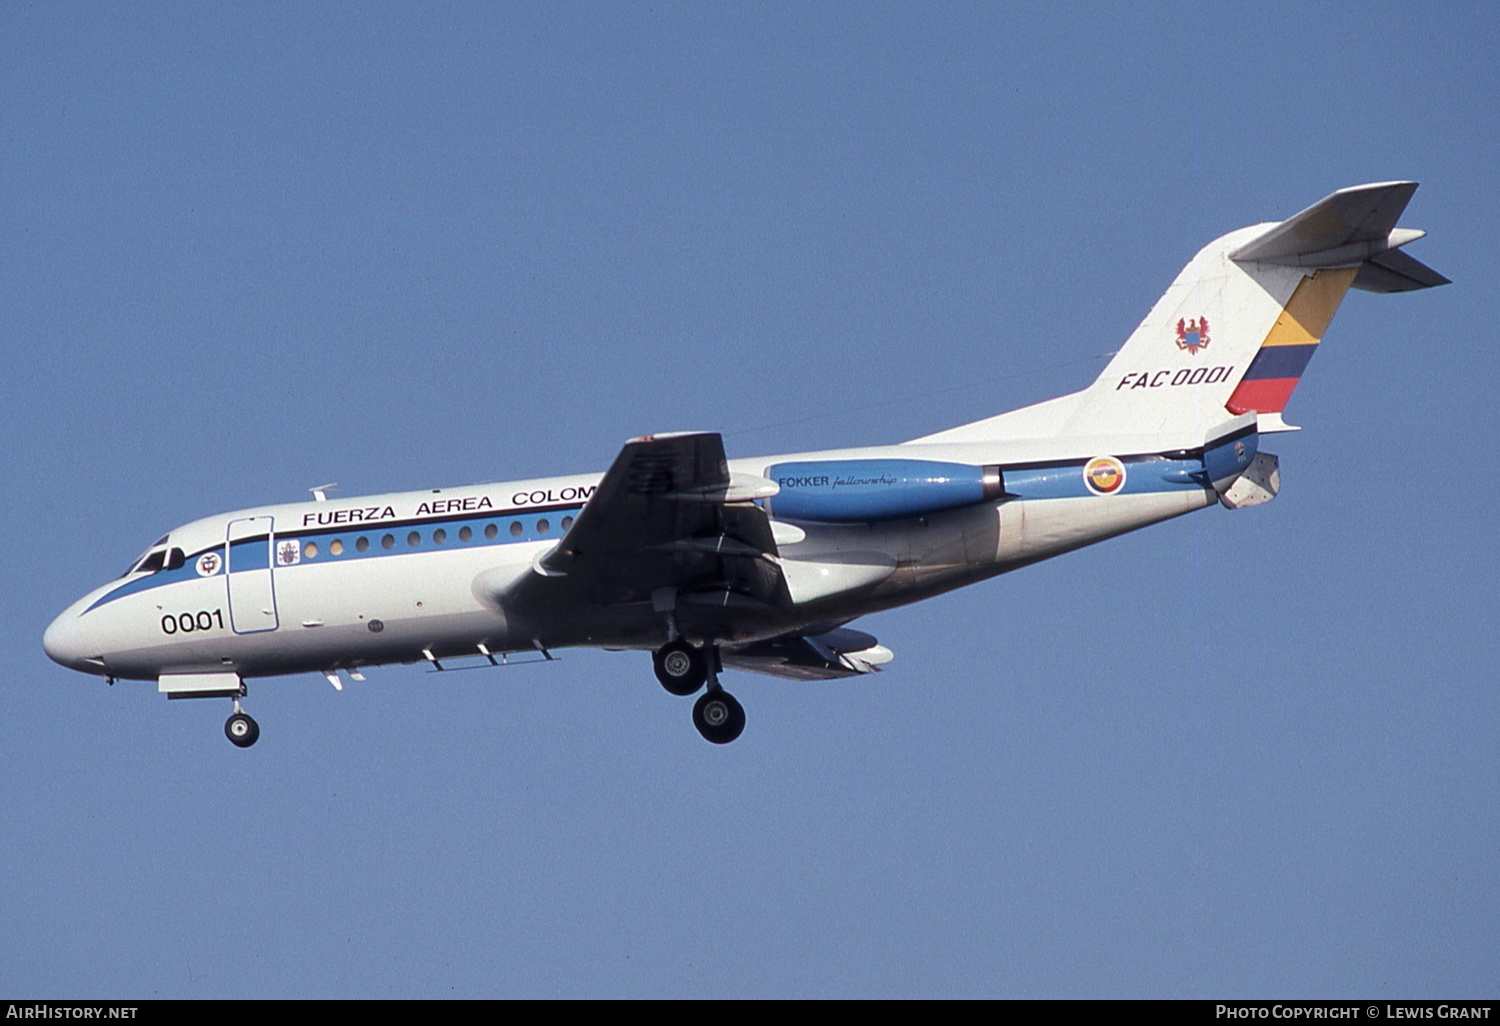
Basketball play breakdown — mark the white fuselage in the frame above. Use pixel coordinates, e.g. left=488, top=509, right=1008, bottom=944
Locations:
left=43, top=438, right=1218, bottom=685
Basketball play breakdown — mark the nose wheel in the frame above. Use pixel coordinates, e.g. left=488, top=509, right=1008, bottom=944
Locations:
left=225, top=702, right=260, bottom=748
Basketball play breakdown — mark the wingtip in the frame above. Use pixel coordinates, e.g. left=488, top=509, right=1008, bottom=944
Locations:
left=1335, top=180, right=1418, bottom=193
left=629, top=430, right=717, bottom=444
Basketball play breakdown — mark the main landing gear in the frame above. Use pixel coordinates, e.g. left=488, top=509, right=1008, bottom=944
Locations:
left=653, top=639, right=744, bottom=744
left=653, top=639, right=707, bottom=695
left=224, top=699, right=260, bottom=748
left=692, top=688, right=745, bottom=745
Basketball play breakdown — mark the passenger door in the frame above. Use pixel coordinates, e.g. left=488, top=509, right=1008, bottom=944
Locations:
left=226, top=516, right=280, bottom=633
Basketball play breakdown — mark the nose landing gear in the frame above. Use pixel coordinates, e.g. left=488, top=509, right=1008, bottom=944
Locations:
left=225, top=699, right=259, bottom=748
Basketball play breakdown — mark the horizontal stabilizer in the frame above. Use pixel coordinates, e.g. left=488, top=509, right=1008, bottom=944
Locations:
left=1231, top=182, right=1418, bottom=263
left=1352, top=247, right=1451, bottom=293
left=1230, top=182, right=1447, bottom=291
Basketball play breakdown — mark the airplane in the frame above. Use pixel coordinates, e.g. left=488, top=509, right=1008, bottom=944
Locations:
left=43, top=182, right=1447, bottom=747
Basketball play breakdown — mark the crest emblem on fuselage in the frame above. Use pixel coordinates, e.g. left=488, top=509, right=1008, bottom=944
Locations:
left=276, top=540, right=301, bottom=566
left=1083, top=456, right=1127, bottom=496
left=1175, top=317, right=1210, bottom=355
left=195, top=551, right=222, bottom=577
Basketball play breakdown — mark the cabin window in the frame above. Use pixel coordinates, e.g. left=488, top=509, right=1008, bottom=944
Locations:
left=407, top=531, right=421, bottom=548
left=303, top=542, right=318, bottom=559
left=537, top=519, right=550, bottom=535
left=561, top=516, right=574, bottom=531
left=356, top=537, right=370, bottom=553
left=433, top=528, right=447, bottom=545
left=330, top=539, right=344, bottom=556
left=484, top=523, right=498, bottom=540
left=459, top=526, right=472, bottom=542
left=381, top=534, right=395, bottom=550
left=509, top=521, right=523, bottom=537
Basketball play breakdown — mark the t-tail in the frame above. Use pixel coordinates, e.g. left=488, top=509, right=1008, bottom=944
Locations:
left=919, top=182, right=1447, bottom=447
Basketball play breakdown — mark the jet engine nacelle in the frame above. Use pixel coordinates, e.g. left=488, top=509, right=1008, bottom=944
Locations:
left=764, top=459, right=1004, bottom=523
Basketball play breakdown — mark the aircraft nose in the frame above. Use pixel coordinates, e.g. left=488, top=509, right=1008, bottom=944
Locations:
left=43, top=608, right=89, bottom=670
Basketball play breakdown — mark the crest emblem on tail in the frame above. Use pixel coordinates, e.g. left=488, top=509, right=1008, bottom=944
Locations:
left=1175, top=317, right=1210, bottom=355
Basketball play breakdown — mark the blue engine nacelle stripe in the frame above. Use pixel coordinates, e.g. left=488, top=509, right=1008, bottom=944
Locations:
left=765, top=459, right=1004, bottom=522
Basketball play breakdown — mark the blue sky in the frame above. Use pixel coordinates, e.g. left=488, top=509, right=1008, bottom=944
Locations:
left=3, top=2, right=1496, bottom=997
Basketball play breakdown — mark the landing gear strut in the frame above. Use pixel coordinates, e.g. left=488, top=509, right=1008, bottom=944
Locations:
left=225, top=699, right=259, bottom=748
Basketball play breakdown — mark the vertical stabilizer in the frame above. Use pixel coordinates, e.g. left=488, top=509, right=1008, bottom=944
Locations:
left=912, top=182, right=1444, bottom=446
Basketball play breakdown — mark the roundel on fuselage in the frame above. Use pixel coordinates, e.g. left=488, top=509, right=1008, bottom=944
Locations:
left=1083, top=456, right=1126, bottom=496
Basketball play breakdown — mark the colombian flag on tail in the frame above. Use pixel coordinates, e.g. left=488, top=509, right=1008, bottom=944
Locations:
left=1226, top=267, right=1357, bottom=417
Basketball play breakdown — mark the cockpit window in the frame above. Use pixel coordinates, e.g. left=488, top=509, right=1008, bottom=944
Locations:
left=132, top=550, right=167, bottom=575
left=123, top=540, right=180, bottom=577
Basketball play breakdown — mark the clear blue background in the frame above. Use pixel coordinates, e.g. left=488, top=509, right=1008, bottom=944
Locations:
left=3, top=2, right=1495, bottom=998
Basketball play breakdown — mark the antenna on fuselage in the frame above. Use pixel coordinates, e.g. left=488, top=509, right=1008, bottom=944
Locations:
left=309, top=483, right=338, bottom=503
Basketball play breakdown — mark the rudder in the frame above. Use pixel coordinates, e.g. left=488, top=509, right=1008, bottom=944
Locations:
left=1224, top=267, right=1358, bottom=430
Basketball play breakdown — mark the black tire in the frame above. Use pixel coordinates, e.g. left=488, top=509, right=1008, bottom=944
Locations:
left=225, top=712, right=260, bottom=748
left=692, top=689, right=745, bottom=744
left=653, top=640, right=706, bottom=696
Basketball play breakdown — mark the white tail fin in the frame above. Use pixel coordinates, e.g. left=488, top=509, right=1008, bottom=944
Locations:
left=915, top=183, right=1446, bottom=445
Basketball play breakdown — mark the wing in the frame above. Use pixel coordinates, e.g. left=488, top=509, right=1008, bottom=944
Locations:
left=721, top=628, right=895, bottom=681
left=498, top=432, right=789, bottom=641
